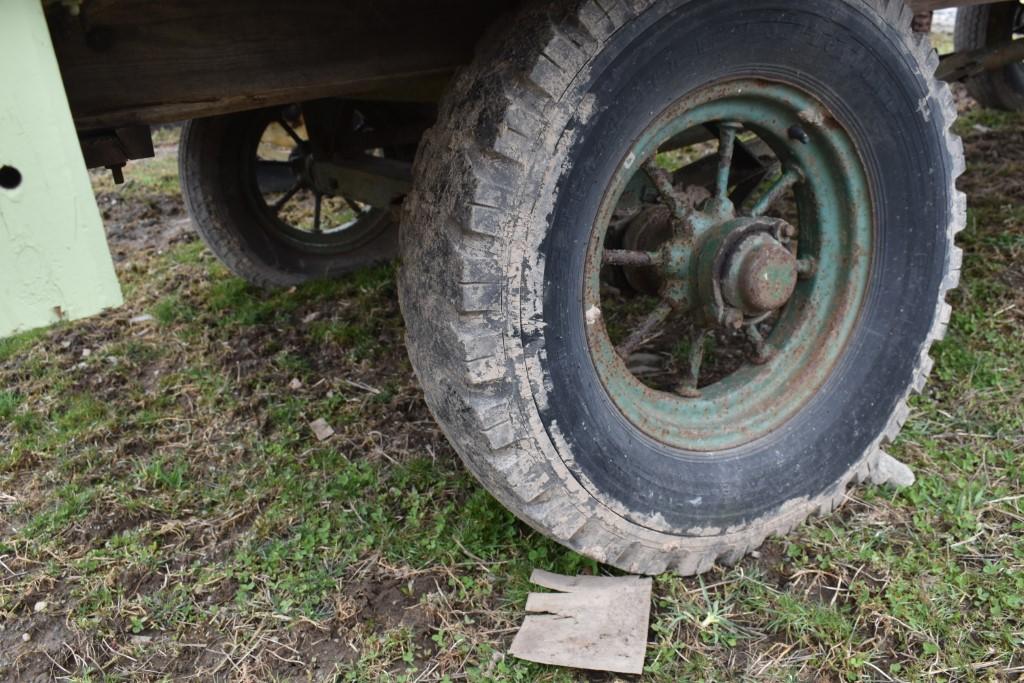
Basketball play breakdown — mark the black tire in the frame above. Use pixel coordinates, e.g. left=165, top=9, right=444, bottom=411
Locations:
left=179, top=109, right=399, bottom=289
left=955, top=2, right=1024, bottom=111
left=400, top=0, right=964, bottom=574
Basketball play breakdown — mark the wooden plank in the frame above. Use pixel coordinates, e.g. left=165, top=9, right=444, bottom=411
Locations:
left=48, top=0, right=512, bottom=130
left=51, top=0, right=1017, bottom=130
left=910, top=0, right=1014, bottom=11
left=510, top=571, right=653, bottom=676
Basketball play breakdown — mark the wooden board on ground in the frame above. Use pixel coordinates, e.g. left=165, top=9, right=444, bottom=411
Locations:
left=509, top=570, right=653, bottom=676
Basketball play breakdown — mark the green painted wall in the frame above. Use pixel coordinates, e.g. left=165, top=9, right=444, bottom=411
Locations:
left=0, top=0, right=122, bottom=338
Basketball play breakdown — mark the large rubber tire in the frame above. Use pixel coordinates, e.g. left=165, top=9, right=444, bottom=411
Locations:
left=955, top=3, right=1024, bottom=111
left=180, top=111, right=399, bottom=289
left=400, top=0, right=965, bottom=574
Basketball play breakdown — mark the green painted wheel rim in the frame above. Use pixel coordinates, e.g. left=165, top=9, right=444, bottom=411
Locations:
left=584, top=79, right=873, bottom=453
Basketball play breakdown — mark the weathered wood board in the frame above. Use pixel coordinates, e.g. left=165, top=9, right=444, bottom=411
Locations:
left=48, top=0, right=513, bottom=130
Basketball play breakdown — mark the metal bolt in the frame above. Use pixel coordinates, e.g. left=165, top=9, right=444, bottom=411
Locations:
left=796, top=258, right=818, bottom=280
left=788, top=125, right=810, bottom=145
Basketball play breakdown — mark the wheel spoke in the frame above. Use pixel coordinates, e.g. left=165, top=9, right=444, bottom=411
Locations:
left=746, top=324, right=775, bottom=365
left=270, top=182, right=302, bottom=214
left=617, top=300, right=673, bottom=360
left=748, top=167, right=802, bottom=218
left=715, top=122, right=742, bottom=201
left=643, top=160, right=695, bottom=240
left=603, top=250, right=660, bottom=267
left=676, top=328, right=707, bottom=398
left=313, top=192, right=323, bottom=234
left=278, top=117, right=305, bottom=147
left=341, top=195, right=363, bottom=214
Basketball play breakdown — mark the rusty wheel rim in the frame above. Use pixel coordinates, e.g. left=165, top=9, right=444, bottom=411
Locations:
left=584, top=79, right=874, bottom=452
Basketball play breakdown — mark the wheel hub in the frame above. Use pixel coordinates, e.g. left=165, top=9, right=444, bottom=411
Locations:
left=723, top=232, right=797, bottom=314
left=696, top=217, right=799, bottom=326
left=653, top=211, right=800, bottom=329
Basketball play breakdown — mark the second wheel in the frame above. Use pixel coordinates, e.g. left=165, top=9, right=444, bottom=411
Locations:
left=955, top=2, right=1024, bottom=111
left=180, top=102, right=424, bottom=288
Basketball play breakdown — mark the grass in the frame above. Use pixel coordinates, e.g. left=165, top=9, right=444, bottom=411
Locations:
left=1, top=107, right=1023, bottom=681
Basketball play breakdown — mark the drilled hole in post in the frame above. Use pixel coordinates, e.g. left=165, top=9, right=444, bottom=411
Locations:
left=0, top=165, right=23, bottom=190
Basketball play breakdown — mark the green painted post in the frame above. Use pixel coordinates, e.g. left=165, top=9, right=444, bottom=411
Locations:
left=0, top=0, right=123, bottom=338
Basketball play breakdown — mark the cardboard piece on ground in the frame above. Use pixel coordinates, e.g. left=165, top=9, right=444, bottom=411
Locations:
left=509, top=569, right=652, bottom=675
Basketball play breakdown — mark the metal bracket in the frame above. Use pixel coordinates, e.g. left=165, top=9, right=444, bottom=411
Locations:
left=79, top=125, right=155, bottom=184
left=938, top=39, right=1024, bottom=83
left=310, top=156, right=412, bottom=208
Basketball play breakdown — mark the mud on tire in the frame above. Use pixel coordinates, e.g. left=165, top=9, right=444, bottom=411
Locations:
left=400, top=0, right=965, bottom=575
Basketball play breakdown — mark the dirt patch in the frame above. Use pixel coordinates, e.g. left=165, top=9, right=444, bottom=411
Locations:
left=345, top=573, right=441, bottom=633
left=0, top=613, right=80, bottom=682
left=744, top=539, right=789, bottom=588
left=97, top=192, right=191, bottom=262
left=64, top=507, right=158, bottom=552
